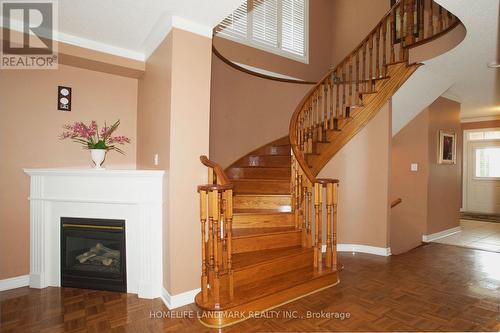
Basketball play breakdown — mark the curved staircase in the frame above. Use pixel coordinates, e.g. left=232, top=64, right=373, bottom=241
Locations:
left=195, top=0, right=462, bottom=328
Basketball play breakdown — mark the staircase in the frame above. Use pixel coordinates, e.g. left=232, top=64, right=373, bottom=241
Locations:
left=196, top=0, right=461, bottom=328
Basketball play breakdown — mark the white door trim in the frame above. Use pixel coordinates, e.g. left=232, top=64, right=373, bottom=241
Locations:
left=462, top=128, right=500, bottom=212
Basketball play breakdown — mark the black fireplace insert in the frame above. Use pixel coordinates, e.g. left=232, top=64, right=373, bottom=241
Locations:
left=61, top=217, right=126, bottom=292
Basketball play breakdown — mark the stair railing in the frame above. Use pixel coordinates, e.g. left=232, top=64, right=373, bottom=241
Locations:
left=198, top=156, right=234, bottom=305
left=289, top=0, right=459, bottom=269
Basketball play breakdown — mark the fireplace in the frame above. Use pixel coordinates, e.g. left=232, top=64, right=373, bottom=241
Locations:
left=61, top=217, right=127, bottom=292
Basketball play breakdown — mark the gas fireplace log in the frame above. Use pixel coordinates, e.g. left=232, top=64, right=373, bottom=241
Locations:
left=76, top=243, right=120, bottom=265
left=89, top=255, right=114, bottom=266
left=95, top=243, right=120, bottom=259
left=76, top=251, right=97, bottom=263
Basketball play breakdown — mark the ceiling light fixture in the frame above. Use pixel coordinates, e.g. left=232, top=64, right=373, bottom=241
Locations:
left=487, top=62, right=500, bottom=68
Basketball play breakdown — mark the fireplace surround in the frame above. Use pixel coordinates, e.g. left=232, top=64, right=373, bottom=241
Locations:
left=24, top=168, right=165, bottom=299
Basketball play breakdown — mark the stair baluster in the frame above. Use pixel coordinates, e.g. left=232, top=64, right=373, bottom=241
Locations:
left=400, top=1, right=406, bottom=61
left=196, top=0, right=461, bottom=326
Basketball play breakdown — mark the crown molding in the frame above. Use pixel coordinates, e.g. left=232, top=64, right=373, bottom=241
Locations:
left=142, top=15, right=213, bottom=60
left=171, top=16, right=213, bottom=39
left=2, top=14, right=213, bottom=62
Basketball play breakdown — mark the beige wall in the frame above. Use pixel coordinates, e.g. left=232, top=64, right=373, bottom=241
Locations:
left=427, top=97, right=462, bottom=234
left=136, top=29, right=212, bottom=295
left=210, top=54, right=312, bottom=168
left=391, top=109, right=429, bottom=254
left=390, top=97, right=462, bottom=254
left=213, top=0, right=333, bottom=82
left=318, top=102, right=391, bottom=248
left=330, top=0, right=390, bottom=67
left=166, top=29, right=212, bottom=295
left=137, top=33, right=173, bottom=170
left=0, top=65, right=138, bottom=279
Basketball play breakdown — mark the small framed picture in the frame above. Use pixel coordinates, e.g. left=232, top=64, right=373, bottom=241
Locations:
left=438, top=130, right=456, bottom=164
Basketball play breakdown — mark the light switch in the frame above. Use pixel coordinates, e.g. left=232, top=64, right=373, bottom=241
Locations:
left=411, top=163, right=418, bottom=172
left=154, top=154, right=159, bottom=166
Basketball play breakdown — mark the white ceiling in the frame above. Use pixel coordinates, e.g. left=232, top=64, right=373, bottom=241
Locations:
left=427, top=0, right=500, bottom=119
left=2, top=0, right=245, bottom=61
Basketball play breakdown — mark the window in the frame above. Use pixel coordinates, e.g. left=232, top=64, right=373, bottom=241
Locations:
left=215, top=0, right=309, bottom=63
left=475, top=148, right=500, bottom=178
left=468, top=130, right=500, bottom=141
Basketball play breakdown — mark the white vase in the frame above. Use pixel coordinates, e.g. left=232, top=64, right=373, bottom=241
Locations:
left=90, top=149, right=107, bottom=169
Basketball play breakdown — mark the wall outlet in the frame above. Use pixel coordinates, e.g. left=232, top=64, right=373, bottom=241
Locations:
left=154, top=154, right=159, bottom=166
left=411, top=163, right=418, bottom=172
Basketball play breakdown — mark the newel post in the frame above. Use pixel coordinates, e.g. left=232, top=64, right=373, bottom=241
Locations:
left=314, top=179, right=339, bottom=270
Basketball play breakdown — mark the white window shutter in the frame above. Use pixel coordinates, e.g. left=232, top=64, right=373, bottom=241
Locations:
left=216, top=1, right=248, bottom=38
left=252, top=0, right=278, bottom=47
left=281, top=0, right=306, bottom=56
left=215, top=0, right=308, bottom=62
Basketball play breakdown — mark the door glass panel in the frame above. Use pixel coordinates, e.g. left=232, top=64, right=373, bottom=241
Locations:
left=475, top=147, right=500, bottom=178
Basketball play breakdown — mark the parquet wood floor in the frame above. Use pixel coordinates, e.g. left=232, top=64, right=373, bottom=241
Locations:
left=1, top=243, right=499, bottom=332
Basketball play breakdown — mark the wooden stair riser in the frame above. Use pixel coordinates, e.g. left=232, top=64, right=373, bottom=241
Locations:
left=232, top=230, right=301, bottom=254
left=234, top=155, right=291, bottom=168
left=233, top=250, right=312, bottom=286
left=232, top=180, right=291, bottom=195
left=253, top=145, right=291, bottom=156
left=227, top=167, right=291, bottom=180
left=233, top=212, right=294, bottom=228
left=233, top=195, right=292, bottom=211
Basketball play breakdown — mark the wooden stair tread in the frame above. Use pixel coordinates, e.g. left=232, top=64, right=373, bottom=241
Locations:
left=234, top=194, right=291, bottom=197
left=229, top=166, right=290, bottom=169
left=232, top=178, right=291, bottom=195
left=232, top=178, right=290, bottom=182
left=197, top=262, right=338, bottom=311
left=232, top=246, right=310, bottom=270
left=227, top=166, right=291, bottom=180
left=234, top=208, right=292, bottom=215
left=232, top=226, right=296, bottom=238
left=237, top=262, right=336, bottom=294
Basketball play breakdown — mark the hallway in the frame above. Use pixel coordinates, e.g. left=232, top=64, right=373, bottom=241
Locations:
left=431, top=220, right=500, bottom=252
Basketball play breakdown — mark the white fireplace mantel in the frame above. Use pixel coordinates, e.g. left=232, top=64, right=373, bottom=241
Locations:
left=24, top=168, right=166, bottom=299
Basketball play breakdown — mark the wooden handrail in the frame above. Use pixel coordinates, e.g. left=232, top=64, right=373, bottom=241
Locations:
left=200, top=155, right=231, bottom=185
left=391, top=198, right=403, bottom=208
left=287, top=0, right=459, bottom=270
left=212, top=45, right=316, bottom=85
left=289, top=0, right=461, bottom=184
left=197, top=184, right=233, bottom=192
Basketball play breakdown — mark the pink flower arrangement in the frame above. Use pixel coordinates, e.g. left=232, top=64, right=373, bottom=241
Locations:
left=60, top=120, right=130, bottom=154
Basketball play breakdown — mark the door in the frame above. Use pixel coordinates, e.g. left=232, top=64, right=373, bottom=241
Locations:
left=466, top=140, right=500, bottom=214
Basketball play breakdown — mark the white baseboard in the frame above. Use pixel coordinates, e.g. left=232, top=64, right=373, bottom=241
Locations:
left=0, top=275, right=29, bottom=292
left=422, top=226, right=461, bottom=242
left=322, top=244, right=391, bottom=256
left=161, top=287, right=200, bottom=310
